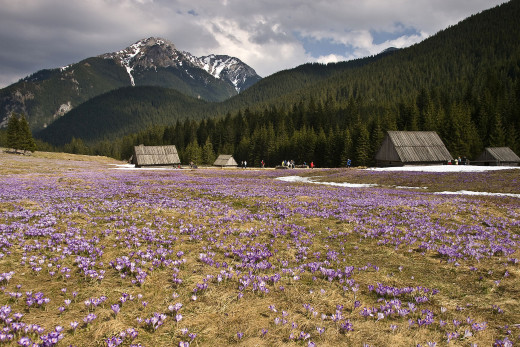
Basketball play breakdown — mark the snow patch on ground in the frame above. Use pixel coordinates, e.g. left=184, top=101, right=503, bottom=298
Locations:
left=111, top=164, right=173, bottom=171
left=276, top=176, right=377, bottom=188
left=433, top=190, right=520, bottom=199
left=277, top=174, right=520, bottom=198
left=367, top=165, right=520, bottom=172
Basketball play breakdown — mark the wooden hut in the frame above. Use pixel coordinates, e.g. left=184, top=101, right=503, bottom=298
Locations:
left=213, top=154, right=238, bottom=167
left=472, top=147, right=520, bottom=166
left=132, top=144, right=180, bottom=168
left=375, top=131, right=453, bottom=166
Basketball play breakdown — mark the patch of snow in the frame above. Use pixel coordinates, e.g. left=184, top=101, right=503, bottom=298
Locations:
left=120, top=44, right=142, bottom=86
left=111, top=164, right=174, bottom=171
left=433, top=190, right=520, bottom=199
left=367, top=165, right=520, bottom=172
left=200, top=55, right=227, bottom=79
left=276, top=176, right=377, bottom=188
left=276, top=175, right=519, bottom=198
left=125, top=66, right=135, bottom=86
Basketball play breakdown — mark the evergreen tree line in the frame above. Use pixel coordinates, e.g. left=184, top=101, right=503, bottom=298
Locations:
left=3, top=113, right=37, bottom=153
left=51, top=70, right=520, bottom=167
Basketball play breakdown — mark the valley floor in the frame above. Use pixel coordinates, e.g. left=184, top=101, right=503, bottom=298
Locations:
left=0, top=151, right=519, bottom=346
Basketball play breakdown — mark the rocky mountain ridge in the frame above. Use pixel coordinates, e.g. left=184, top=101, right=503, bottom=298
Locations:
left=99, top=37, right=260, bottom=92
left=0, top=37, right=261, bottom=131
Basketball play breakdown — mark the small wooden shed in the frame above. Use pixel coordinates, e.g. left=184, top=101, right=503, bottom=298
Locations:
left=213, top=154, right=238, bottom=167
left=375, top=131, right=453, bottom=166
left=132, top=144, right=180, bottom=168
left=472, top=147, right=520, bottom=166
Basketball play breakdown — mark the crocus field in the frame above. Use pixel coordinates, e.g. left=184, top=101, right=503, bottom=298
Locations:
left=0, top=151, right=519, bottom=347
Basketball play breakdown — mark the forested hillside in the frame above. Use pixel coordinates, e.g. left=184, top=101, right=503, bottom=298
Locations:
left=0, top=58, right=129, bottom=131
left=36, top=0, right=520, bottom=166
left=36, top=52, right=393, bottom=146
left=36, top=86, right=208, bottom=146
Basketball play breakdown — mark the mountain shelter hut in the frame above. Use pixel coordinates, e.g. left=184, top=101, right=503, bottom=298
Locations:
left=213, top=154, right=238, bottom=167
left=472, top=147, right=520, bottom=166
left=132, top=144, right=180, bottom=168
left=375, top=131, right=453, bottom=166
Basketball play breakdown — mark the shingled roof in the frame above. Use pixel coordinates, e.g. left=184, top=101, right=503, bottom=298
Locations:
left=213, top=154, right=238, bottom=167
left=375, top=131, right=453, bottom=166
left=474, top=147, right=520, bottom=166
left=133, top=145, right=180, bottom=167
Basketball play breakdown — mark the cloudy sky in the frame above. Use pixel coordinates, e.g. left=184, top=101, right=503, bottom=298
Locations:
left=0, top=0, right=505, bottom=88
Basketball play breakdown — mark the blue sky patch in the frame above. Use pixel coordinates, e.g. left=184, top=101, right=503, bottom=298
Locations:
left=370, top=23, right=420, bottom=45
left=296, top=33, right=354, bottom=58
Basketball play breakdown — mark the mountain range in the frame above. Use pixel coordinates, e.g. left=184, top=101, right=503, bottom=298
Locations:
left=0, top=37, right=261, bottom=131
left=1, top=0, right=519, bottom=166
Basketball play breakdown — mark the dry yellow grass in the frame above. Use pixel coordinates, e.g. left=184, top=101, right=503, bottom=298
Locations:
left=0, top=151, right=518, bottom=346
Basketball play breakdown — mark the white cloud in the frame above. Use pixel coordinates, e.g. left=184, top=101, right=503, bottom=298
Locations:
left=316, top=54, right=348, bottom=65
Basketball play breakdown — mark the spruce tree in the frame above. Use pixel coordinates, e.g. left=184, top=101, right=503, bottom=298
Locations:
left=340, top=129, right=353, bottom=166
left=6, top=113, right=21, bottom=151
left=184, top=139, right=202, bottom=165
left=355, top=123, right=371, bottom=167
left=202, top=137, right=216, bottom=165
left=18, top=114, right=37, bottom=153
left=370, top=117, right=384, bottom=158
left=488, top=111, right=506, bottom=147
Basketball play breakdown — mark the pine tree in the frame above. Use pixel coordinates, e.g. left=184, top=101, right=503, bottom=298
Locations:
left=505, top=124, right=519, bottom=155
left=488, top=111, right=506, bottom=147
left=6, top=113, right=21, bottom=151
left=355, top=123, right=370, bottom=167
left=340, top=128, right=353, bottom=166
left=235, top=135, right=251, bottom=165
left=314, top=128, right=328, bottom=167
left=64, top=137, right=87, bottom=155
left=18, top=114, right=37, bottom=153
left=201, top=137, right=216, bottom=165
left=417, top=89, right=437, bottom=131
left=184, top=139, right=202, bottom=165
left=370, top=117, right=385, bottom=158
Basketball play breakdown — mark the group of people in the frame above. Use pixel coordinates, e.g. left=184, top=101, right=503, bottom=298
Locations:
left=236, top=159, right=320, bottom=169
left=447, top=156, right=467, bottom=165
left=282, top=160, right=295, bottom=168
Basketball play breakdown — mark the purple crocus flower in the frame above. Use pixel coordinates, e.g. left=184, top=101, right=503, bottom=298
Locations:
left=111, top=304, right=120, bottom=315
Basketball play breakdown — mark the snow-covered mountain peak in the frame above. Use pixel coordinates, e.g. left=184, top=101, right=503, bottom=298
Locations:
left=184, top=53, right=260, bottom=92
left=100, top=37, right=261, bottom=92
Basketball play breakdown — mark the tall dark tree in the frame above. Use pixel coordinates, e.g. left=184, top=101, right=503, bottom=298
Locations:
left=18, top=114, right=37, bottom=153
left=340, top=128, right=354, bottom=166
left=6, top=113, right=37, bottom=153
left=183, top=139, right=202, bottom=164
left=6, top=113, right=21, bottom=151
left=355, top=123, right=371, bottom=166
left=370, top=117, right=385, bottom=160
left=202, top=137, right=216, bottom=165
left=488, top=111, right=506, bottom=147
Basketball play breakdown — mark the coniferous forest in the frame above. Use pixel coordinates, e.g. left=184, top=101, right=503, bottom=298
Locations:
left=10, top=0, right=520, bottom=166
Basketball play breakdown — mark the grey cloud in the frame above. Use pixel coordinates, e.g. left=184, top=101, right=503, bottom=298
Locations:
left=0, top=0, right=505, bottom=88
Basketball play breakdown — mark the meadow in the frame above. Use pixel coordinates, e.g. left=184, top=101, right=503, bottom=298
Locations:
left=0, top=151, right=519, bottom=346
